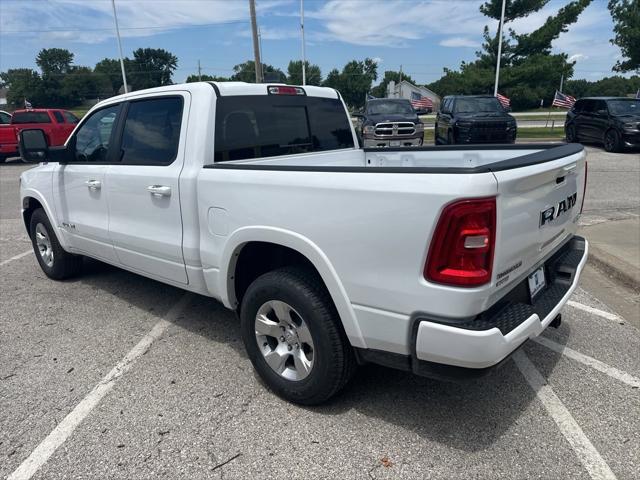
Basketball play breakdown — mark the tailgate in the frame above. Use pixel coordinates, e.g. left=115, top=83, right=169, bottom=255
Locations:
left=492, top=148, right=586, bottom=292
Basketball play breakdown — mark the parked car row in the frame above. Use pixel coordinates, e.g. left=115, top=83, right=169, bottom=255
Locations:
left=0, top=108, right=79, bottom=162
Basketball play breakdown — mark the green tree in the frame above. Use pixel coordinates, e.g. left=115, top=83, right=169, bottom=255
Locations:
left=0, top=69, right=43, bottom=107
left=94, top=58, right=132, bottom=95
left=322, top=58, right=378, bottom=110
left=61, top=66, right=112, bottom=103
left=565, top=75, right=640, bottom=97
left=370, top=70, right=417, bottom=98
left=35, top=48, right=74, bottom=77
left=428, top=0, right=592, bottom=109
left=608, top=0, right=640, bottom=72
left=128, top=48, right=178, bottom=90
left=230, top=61, right=286, bottom=83
left=286, top=60, right=322, bottom=86
left=185, top=73, right=229, bottom=83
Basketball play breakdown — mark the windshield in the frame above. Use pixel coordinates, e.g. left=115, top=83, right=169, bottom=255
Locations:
left=454, top=97, right=503, bottom=113
left=607, top=99, right=639, bottom=115
left=367, top=101, right=414, bottom=115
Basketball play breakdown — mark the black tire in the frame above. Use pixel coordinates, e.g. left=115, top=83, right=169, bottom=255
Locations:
left=604, top=129, right=622, bottom=153
left=434, top=124, right=439, bottom=145
left=565, top=124, right=577, bottom=143
left=0, top=154, right=7, bottom=163
left=240, top=266, right=356, bottom=405
left=447, top=130, right=455, bottom=145
left=29, top=208, right=83, bottom=280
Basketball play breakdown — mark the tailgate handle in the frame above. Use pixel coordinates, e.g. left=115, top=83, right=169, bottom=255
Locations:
left=563, top=164, right=577, bottom=172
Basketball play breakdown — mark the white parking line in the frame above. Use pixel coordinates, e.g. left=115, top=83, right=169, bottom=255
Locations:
left=567, top=301, right=623, bottom=323
left=513, top=350, right=617, bottom=480
left=0, top=249, right=32, bottom=267
left=533, top=337, right=640, bottom=388
left=7, top=293, right=193, bottom=480
left=533, top=336, right=640, bottom=388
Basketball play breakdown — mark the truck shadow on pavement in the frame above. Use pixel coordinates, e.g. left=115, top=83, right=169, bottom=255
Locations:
left=76, top=258, right=567, bottom=453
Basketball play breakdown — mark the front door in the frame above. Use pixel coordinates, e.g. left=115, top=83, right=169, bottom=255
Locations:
left=53, top=103, right=121, bottom=262
left=106, top=94, right=188, bottom=284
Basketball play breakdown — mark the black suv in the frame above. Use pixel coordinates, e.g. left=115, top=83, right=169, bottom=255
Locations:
left=435, top=95, right=516, bottom=145
left=355, top=99, right=424, bottom=148
left=565, top=97, right=639, bottom=152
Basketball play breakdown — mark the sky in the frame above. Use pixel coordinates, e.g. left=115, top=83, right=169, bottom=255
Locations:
left=0, top=0, right=626, bottom=87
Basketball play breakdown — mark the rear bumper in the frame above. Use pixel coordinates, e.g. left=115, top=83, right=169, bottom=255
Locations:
left=355, top=235, right=588, bottom=380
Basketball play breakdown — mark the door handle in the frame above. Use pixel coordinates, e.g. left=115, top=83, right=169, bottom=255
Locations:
left=85, top=179, right=101, bottom=190
left=147, top=185, right=171, bottom=197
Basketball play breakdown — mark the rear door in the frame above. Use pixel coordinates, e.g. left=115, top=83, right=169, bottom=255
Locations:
left=106, top=94, right=189, bottom=284
left=491, top=148, right=586, bottom=292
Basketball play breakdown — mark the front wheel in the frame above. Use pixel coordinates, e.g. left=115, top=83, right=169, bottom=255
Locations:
left=240, top=266, right=356, bottom=405
left=604, top=129, right=622, bottom=152
left=565, top=124, right=577, bottom=143
left=447, top=130, right=455, bottom=145
left=29, top=208, right=83, bottom=279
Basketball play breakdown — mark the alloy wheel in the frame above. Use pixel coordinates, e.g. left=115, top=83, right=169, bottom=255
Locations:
left=35, top=223, right=54, bottom=267
left=254, top=300, right=315, bottom=381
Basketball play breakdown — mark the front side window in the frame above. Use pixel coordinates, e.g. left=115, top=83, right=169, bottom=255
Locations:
left=120, top=97, right=183, bottom=166
left=73, top=105, right=119, bottom=162
left=214, top=95, right=354, bottom=162
left=12, top=111, right=51, bottom=124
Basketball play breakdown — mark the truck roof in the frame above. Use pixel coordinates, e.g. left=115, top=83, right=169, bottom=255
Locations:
left=97, top=81, right=340, bottom=104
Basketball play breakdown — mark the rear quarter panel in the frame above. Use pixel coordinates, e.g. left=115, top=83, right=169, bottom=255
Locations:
left=197, top=167, right=499, bottom=327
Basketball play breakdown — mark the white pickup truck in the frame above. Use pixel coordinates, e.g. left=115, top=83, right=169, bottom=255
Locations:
left=18, top=82, right=588, bottom=404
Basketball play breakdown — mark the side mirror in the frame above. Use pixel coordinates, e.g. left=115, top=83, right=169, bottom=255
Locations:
left=19, top=129, right=49, bottom=163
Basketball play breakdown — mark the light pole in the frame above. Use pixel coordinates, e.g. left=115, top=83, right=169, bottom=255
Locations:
left=493, top=0, right=506, bottom=96
left=249, top=0, right=263, bottom=83
left=301, top=0, right=306, bottom=85
left=111, top=0, right=128, bottom=93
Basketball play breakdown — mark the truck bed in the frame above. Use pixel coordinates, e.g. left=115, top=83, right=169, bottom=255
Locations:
left=209, top=143, right=583, bottom=173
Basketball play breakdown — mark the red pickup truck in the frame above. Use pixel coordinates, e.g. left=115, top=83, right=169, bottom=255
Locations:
left=0, top=109, right=79, bottom=162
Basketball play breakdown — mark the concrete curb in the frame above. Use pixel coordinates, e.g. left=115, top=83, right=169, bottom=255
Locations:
left=587, top=243, right=640, bottom=294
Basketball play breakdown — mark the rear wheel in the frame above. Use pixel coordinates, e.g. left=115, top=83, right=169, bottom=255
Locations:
left=565, top=124, right=577, bottom=143
left=29, top=208, right=83, bottom=279
left=240, top=266, right=356, bottom=405
left=604, top=129, right=622, bottom=152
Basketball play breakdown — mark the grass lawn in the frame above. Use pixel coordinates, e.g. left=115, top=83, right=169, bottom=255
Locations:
left=70, top=108, right=90, bottom=118
left=423, top=126, right=565, bottom=144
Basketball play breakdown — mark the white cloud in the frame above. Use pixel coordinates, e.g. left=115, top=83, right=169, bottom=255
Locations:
left=372, top=57, right=383, bottom=64
left=306, top=0, right=485, bottom=47
left=568, top=53, right=588, bottom=63
left=0, top=0, right=288, bottom=44
left=439, top=37, right=478, bottom=48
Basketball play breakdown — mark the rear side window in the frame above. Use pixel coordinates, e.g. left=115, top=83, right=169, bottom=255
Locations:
left=120, top=97, right=183, bottom=166
left=581, top=100, right=595, bottom=113
left=0, top=112, right=11, bottom=124
left=63, top=111, right=79, bottom=124
left=53, top=111, right=64, bottom=123
left=214, top=95, right=354, bottom=162
left=12, top=111, right=51, bottom=124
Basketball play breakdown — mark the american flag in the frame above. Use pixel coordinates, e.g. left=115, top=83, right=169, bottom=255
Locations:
left=552, top=91, right=576, bottom=109
left=496, top=93, right=510, bottom=108
left=410, top=91, right=433, bottom=110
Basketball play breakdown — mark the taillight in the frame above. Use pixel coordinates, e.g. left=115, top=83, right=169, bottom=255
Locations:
left=425, top=197, right=496, bottom=287
left=268, top=86, right=305, bottom=96
left=580, top=161, right=588, bottom=214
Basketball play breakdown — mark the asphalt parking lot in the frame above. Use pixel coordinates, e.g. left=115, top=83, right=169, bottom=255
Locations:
left=1, top=147, right=639, bottom=480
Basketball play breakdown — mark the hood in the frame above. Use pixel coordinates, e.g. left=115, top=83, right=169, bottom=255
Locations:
left=457, top=112, right=514, bottom=121
left=364, top=113, right=420, bottom=125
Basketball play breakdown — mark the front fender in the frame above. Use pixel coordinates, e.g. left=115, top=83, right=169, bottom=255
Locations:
left=20, top=186, right=68, bottom=250
left=218, top=226, right=366, bottom=349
